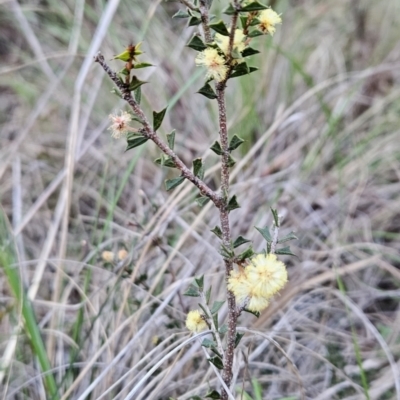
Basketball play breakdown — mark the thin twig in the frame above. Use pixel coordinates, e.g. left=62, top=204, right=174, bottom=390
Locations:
left=94, top=52, right=222, bottom=207
left=179, top=0, right=198, bottom=12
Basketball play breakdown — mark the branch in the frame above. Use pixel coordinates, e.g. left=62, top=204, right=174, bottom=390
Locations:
left=94, top=52, right=222, bottom=207
left=198, top=0, right=212, bottom=43
left=179, top=0, right=198, bottom=11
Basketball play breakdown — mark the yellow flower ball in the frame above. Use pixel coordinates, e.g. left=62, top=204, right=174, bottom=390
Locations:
left=257, top=8, right=282, bottom=36
left=186, top=310, right=208, bottom=333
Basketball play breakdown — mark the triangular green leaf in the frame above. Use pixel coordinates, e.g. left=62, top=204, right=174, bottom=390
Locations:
left=228, top=134, right=245, bottom=151
left=187, top=35, right=207, bottom=51
left=165, top=176, right=185, bottom=191
left=222, top=3, right=236, bottom=15
left=183, top=285, right=200, bottom=297
left=220, top=244, right=234, bottom=259
left=227, top=195, right=240, bottom=212
left=235, top=332, right=245, bottom=348
left=133, top=62, right=153, bottom=69
left=202, top=338, right=217, bottom=348
left=275, top=246, right=297, bottom=257
left=237, top=246, right=255, bottom=261
left=230, top=62, right=251, bottom=78
left=129, top=76, right=147, bottom=91
left=227, top=155, right=236, bottom=167
left=209, top=20, right=229, bottom=36
left=205, top=389, right=221, bottom=399
left=241, top=47, right=260, bottom=57
left=208, top=356, right=224, bottom=369
left=126, top=136, right=148, bottom=151
left=166, top=129, right=175, bottom=150
left=219, top=324, right=228, bottom=334
left=155, top=156, right=176, bottom=168
left=210, top=141, right=223, bottom=155
left=233, top=235, right=251, bottom=248
left=194, top=275, right=204, bottom=290
left=255, top=226, right=272, bottom=242
left=243, top=308, right=260, bottom=318
left=278, top=232, right=298, bottom=244
left=210, top=300, right=225, bottom=315
left=240, top=15, right=248, bottom=29
left=153, top=107, right=167, bottom=131
left=172, top=9, right=190, bottom=18
left=240, top=1, right=268, bottom=12
left=211, top=226, right=223, bottom=239
left=188, top=16, right=202, bottom=26
left=271, top=207, right=280, bottom=227
left=192, top=158, right=204, bottom=179
left=134, top=86, right=141, bottom=104
left=195, top=196, right=210, bottom=207
left=197, top=82, right=217, bottom=99
left=206, top=286, right=212, bottom=304
left=165, top=176, right=185, bottom=192
left=198, top=303, right=210, bottom=318
left=247, top=29, right=264, bottom=38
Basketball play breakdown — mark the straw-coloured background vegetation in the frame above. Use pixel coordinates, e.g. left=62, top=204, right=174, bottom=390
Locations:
left=1, top=0, right=399, bottom=399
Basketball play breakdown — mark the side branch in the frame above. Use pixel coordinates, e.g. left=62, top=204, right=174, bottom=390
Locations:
left=94, top=52, right=222, bottom=207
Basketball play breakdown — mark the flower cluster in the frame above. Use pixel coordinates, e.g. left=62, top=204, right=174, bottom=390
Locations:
left=186, top=310, right=208, bottom=333
left=195, top=7, right=281, bottom=83
left=257, top=9, right=282, bottom=36
left=227, top=253, right=288, bottom=312
left=108, top=111, right=133, bottom=138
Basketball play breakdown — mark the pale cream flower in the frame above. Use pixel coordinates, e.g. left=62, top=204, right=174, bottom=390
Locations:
left=101, top=251, right=115, bottom=263
left=228, top=253, right=288, bottom=313
left=257, top=8, right=282, bottom=36
left=118, top=249, right=128, bottom=261
left=108, top=110, right=132, bottom=138
left=186, top=310, right=208, bottom=333
left=195, top=48, right=228, bottom=82
left=215, top=29, right=247, bottom=56
left=246, top=253, right=288, bottom=299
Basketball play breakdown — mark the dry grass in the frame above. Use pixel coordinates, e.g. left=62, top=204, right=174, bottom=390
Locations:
left=1, top=0, right=400, bottom=399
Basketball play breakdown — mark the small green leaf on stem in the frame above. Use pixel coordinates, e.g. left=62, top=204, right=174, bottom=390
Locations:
left=219, top=324, right=228, bottom=334
left=155, top=156, right=176, bottom=168
left=278, top=232, right=298, bottom=243
left=202, top=338, right=217, bottom=348
left=165, top=176, right=185, bottom=191
left=166, top=129, right=175, bottom=150
left=210, top=141, right=223, bottom=155
left=172, top=9, right=190, bottom=18
left=227, top=155, right=236, bottom=167
left=197, top=82, right=217, bottom=99
left=220, top=244, right=234, bottom=259
left=193, top=158, right=204, bottom=179
left=233, top=235, right=251, bottom=248
left=153, top=107, right=167, bottom=131
left=133, top=62, right=153, bottom=69
left=194, top=275, right=204, bottom=290
left=255, top=226, right=272, bottom=242
left=210, top=300, right=225, bottom=315
left=237, top=246, right=255, bottom=261
left=205, top=286, right=212, bottom=304
left=196, top=196, right=210, bottom=207
left=209, top=20, right=230, bottom=36
left=227, top=195, right=240, bottom=212
left=129, top=76, right=147, bottom=91
left=235, top=332, right=245, bottom=348
left=134, top=86, right=141, bottom=103
left=187, top=35, right=207, bottom=51
left=126, top=136, right=148, bottom=151
left=228, top=134, right=245, bottom=151
left=212, top=313, right=219, bottom=331
left=211, top=226, right=223, bottom=239
left=247, top=29, right=264, bottom=37
left=188, top=16, right=202, bottom=26
left=271, top=207, right=280, bottom=227
left=198, top=303, right=210, bottom=318
left=241, top=47, right=260, bottom=57
left=183, top=285, right=200, bottom=297
left=208, top=356, right=224, bottom=369
left=205, top=389, right=222, bottom=399
left=275, top=246, right=297, bottom=257
left=243, top=308, right=260, bottom=318
left=222, top=3, right=236, bottom=15
left=240, top=1, right=268, bottom=11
